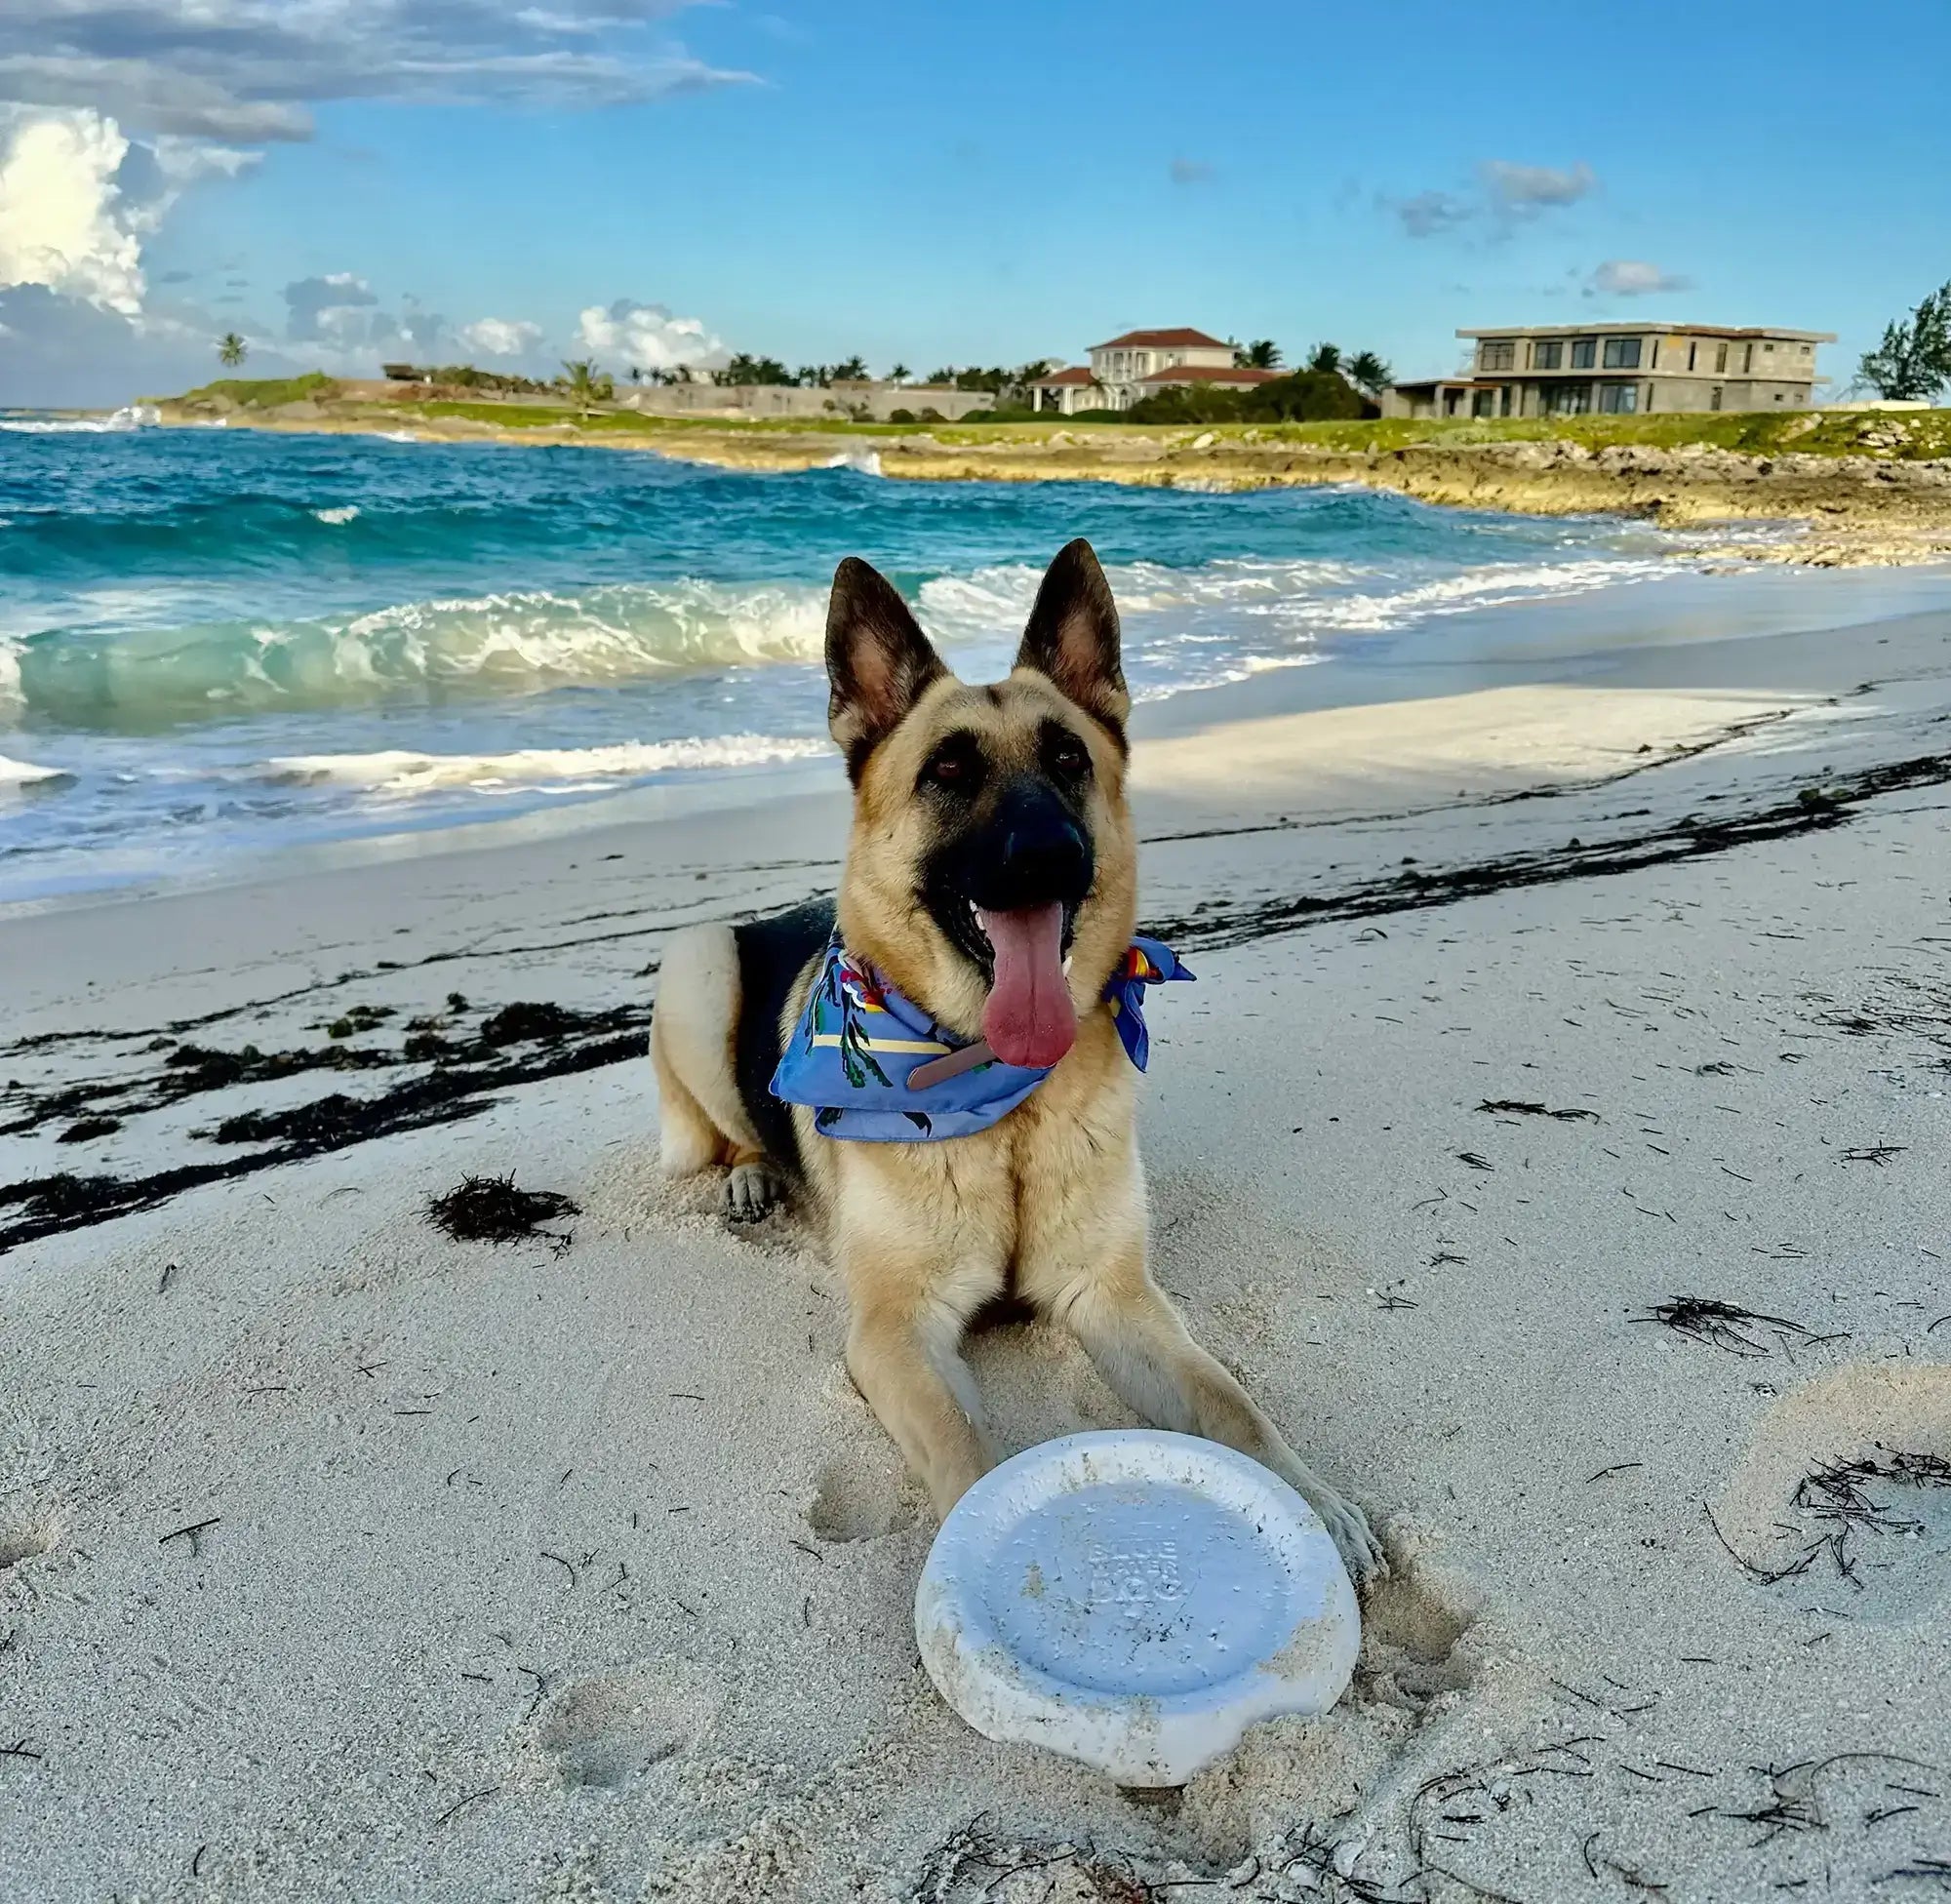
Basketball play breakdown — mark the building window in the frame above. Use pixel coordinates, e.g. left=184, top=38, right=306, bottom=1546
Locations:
left=1472, top=389, right=1494, bottom=416
left=1799, top=343, right=1812, bottom=356
left=1715, top=341, right=1729, bottom=374
left=1479, top=339, right=1517, bottom=372
left=1532, top=339, right=1564, bottom=370
left=1571, top=337, right=1596, bottom=369
left=1687, top=341, right=1697, bottom=372
left=1602, top=337, right=1643, bottom=370
left=1709, top=384, right=1723, bottom=411
left=1598, top=381, right=1639, bottom=414
left=1499, top=385, right=1513, bottom=416
left=1742, top=343, right=1754, bottom=374
left=1540, top=382, right=1591, bottom=415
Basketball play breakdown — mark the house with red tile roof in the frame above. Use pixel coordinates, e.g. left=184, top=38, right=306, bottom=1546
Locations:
left=1030, top=327, right=1263, bottom=415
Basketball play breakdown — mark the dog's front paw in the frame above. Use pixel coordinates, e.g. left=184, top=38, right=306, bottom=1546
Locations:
left=723, top=1161, right=784, bottom=1226
left=1312, top=1488, right=1388, bottom=1583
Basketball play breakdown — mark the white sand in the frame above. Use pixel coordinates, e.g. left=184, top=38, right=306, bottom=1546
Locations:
left=4, top=602, right=1951, bottom=1901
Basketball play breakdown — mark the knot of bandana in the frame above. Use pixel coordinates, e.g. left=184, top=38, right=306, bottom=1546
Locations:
left=769, top=934, right=1193, bottom=1143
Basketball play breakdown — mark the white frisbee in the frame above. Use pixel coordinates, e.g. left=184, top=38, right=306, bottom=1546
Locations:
left=914, top=1430, right=1359, bottom=1786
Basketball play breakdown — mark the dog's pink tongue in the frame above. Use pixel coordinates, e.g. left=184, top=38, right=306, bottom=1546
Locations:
left=977, top=902, right=1075, bottom=1068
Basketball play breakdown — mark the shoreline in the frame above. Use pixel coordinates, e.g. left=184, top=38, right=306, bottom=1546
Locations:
left=12, top=577, right=1951, bottom=921
left=149, top=402, right=1951, bottom=567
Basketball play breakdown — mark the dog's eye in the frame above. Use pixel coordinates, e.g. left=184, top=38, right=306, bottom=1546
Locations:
left=922, top=736, right=982, bottom=792
left=1045, top=729, right=1091, bottom=778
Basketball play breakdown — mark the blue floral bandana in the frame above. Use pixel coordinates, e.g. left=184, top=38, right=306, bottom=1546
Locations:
left=770, top=934, right=1193, bottom=1143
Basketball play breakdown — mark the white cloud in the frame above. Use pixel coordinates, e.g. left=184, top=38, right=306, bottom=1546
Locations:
left=0, top=108, right=141, bottom=311
left=283, top=270, right=378, bottom=342
left=1481, top=160, right=1595, bottom=214
left=273, top=275, right=450, bottom=367
left=1393, top=188, right=1474, bottom=239
left=458, top=316, right=544, bottom=357
left=0, top=3, right=758, bottom=143
left=1391, top=160, right=1596, bottom=241
left=1588, top=258, right=1693, bottom=298
left=576, top=298, right=726, bottom=371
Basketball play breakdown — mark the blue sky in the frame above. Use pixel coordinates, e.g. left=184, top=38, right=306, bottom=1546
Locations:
left=4, top=0, right=1948, bottom=405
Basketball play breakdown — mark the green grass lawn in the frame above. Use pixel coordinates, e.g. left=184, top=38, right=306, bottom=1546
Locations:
left=172, top=372, right=342, bottom=409
left=925, top=410, right=1951, bottom=460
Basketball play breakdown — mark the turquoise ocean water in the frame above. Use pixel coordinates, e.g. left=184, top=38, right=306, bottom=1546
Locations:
left=1, top=416, right=1931, bottom=902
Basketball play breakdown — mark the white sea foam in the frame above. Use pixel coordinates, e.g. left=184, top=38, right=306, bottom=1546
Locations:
left=313, top=505, right=360, bottom=525
left=0, top=752, right=69, bottom=789
left=0, top=404, right=159, bottom=435
left=919, top=553, right=1664, bottom=677
left=820, top=449, right=883, bottom=476
left=260, top=734, right=827, bottom=795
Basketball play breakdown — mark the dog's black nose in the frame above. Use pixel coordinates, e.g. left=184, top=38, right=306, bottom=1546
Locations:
left=978, top=780, right=1092, bottom=910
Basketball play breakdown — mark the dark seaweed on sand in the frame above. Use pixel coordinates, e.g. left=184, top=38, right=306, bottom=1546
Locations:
left=1791, top=1450, right=1951, bottom=1584
left=0, top=1000, right=645, bottom=1255
left=426, top=1173, right=579, bottom=1246
left=1634, top=1295, right=1815, bottom=1358
left=1476, top=1099, right=1600, bottom=1122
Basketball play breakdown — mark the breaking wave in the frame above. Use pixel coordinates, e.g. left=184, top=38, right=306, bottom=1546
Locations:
left=5, top=551, right=1687, bottom=728
left=10, top=579, right=832, bottom=724
left=259, top=734, right=827, bottom=795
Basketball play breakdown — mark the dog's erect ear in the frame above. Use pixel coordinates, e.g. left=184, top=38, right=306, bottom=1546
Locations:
left=1015, top=538, right=1130, bottom=739
left=826, top=557, right=946, bottom=779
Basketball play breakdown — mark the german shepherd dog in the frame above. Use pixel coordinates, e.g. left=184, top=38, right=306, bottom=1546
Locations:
left=652, top=540, right=1382, bottom=1577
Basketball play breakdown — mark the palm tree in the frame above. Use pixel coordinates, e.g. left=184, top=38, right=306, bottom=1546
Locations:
left=218, top=332, right=247, bottom=369
left=1237, top=338, right=1282, bottom=369
left=1346, top=350, right=1393, bottom=398
left=558, top=358, right=604, bottom=416
left=1304, top=341, right=1342, bottom=375
left=627, top=366, right=642, bottom=385
left=890, top=362, right=910, bottom=384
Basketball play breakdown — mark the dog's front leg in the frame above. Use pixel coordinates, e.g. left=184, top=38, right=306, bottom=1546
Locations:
left=1027, top=1232, right=1386, bottom=1579
left=841, top=1244, right=999, bottom=1518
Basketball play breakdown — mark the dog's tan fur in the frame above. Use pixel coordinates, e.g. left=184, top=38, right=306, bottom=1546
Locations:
left=652, top=544, right=1381, bottom=1575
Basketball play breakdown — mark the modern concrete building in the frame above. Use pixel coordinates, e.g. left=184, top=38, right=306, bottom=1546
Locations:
left=1384, top=323, right=1835, bottom=419
left=1032, top=328, right=1271, bottom=414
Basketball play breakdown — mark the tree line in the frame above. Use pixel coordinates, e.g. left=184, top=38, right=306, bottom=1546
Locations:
left=1231, top=338, right=1392, bottom=397
left=205, top=334, right=1400, bottom=413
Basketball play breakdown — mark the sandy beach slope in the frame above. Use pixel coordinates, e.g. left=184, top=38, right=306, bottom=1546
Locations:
left=3, top=601, right=1950, bottom=1901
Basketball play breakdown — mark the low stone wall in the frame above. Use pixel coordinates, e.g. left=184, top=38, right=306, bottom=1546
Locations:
left=622, top=382, right=1000, bottom=422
